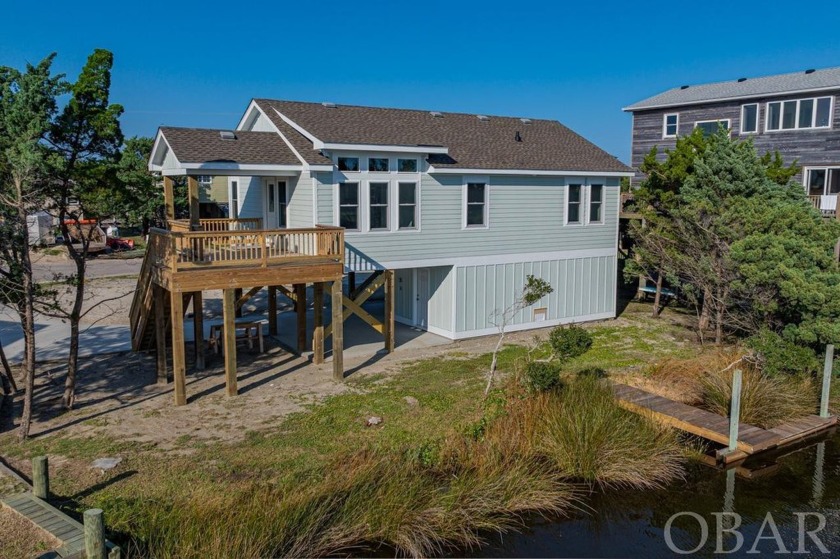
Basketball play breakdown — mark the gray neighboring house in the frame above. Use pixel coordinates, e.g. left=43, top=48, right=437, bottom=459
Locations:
left=150, top=100, right=631, bottom=339
left=624, top=66, right=840, bottom=212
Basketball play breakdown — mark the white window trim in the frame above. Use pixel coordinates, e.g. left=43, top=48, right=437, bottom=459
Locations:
left=694, top=119, right=732, bottom=135
left=662, top=113, right=679, bottom=139
left=764, top=96, right=834, bottom=132
left=366, top=180, right=391, bottom=232
left=740, top=103, right=759, bottom=134
left=564, top=182, right=584, bottom=226
left=262, top=178, right=289, bottom=229
left=337, top=181, right=361, bottom=231
left=804, top=166, right=840, bottom=196
left=397, top=181, right=420, bottom=232
left=228, top=178, right=239, bottom=218
left=462, top=177, right=489, bottom=230
left=585, top=183, right=606, bottom=225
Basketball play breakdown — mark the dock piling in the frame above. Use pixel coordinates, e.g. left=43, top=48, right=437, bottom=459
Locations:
left=820, top=344, right=834, bottom=418
left=32, top=456, right=49, bottom=499
left=728, top=369, right=743, bottom=453
left=84, top=508, right=107, bottom=559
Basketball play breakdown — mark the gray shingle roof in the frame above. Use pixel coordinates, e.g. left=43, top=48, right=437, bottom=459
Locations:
left=159, top=127, right=302, bottom=165
left=625, top=66, right=840, bottom=111
left=254, top=99, right=630, bottom=173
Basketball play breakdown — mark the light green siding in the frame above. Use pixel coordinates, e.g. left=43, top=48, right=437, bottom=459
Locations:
left=454, top=255, right=616, bottom=335
left=395, top=268, right=414, bottom=322
left=287, top=173, right=312, bottom=228
left=315, top=172, right=334, bottom=224
left=428, top=266, right=454, bottom=332
left=199, top=176, right=228, bottom=203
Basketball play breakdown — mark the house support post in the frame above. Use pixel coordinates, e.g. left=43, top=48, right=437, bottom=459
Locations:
left=234, top=288, right=243, bottom=318
left=268, top=286, right=278, bottom=336
left=313, top=282, right=324, bottom=364
left=153, top=285, right=168, bottom=384
left=187, top=175, right=200, bottom=231
left=223, top=288, right=238, bottom=396
left=170, top=291, right=186, bottom=406
left=163, top=176, right=175, bottom=228
left=193, top=291, right=204, bottom=371
left=384, top=270, right=395, bottom=353
left=331, top=279, right=344, bottom=380
left=295, top=283, right=307, bottom=353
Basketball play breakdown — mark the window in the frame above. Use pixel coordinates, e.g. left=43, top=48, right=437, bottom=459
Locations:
left=397, top=158, right=418, bottom=172
left=337, top=157, right=359, bottom=171
left=230, top=180, right=239, bottom=217
left=398, top=182, right=418, bottom=229
left=465, top=183, right=487, bottom=227
left=278, top=182, right=288, bottom=228
left=197, top=175, right=212, bottom=187
left=766, top=97, right=833, bottom=131
left=268, top=184, right=275, bottom=212
left=695, top=120, right=730, bottom=136
left=369, top=182, right=389, bottom=230
left=589, top=184, right=604, bottom=223
left=368, top=158, right=389, bottom=172
left=741, top=104, right=758, bottom=133
left=339, top=182, right=359, bottom=229
left=567, top=184, right=582, bottom=224
left=663, top=114, right=679, bottom=138
left=807, top=168, right=840, bottom=196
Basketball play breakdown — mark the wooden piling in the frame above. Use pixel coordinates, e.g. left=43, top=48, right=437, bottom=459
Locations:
left=223, top=288, right=238, bottom=396
left=193, top=291, right=204, bottom=371
left=187, top=176, right=200, bottom=231
left=384, top=270, right=395, bottom=353
left=163, top=176, right=175, bottom=227
left=313, top=282, right=324, bottom=364
left=295, top=283, right=307, bottom=353
left=728, top=369, right=743, bottom=452
left=170, top=292, right=186, bottom=406
left=331, top=279, right=344, bottom=381
left=32, top=456, right=48, bottom=500
left=268, top=286, right=277, bottom=336
left=153, top=286, right=168, bottom=384
left=84, top=508, right=106, bottom=559
left=821, top=344, right=834, bottom=418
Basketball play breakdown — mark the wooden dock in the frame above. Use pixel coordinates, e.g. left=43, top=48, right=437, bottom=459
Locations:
left=3, top=492, right=84, bottom=557
left=613, top=383, right=837, bottom=456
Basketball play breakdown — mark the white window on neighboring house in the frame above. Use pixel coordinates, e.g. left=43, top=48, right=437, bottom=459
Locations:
left=695, top=119, right=731, bottom=136
left=588, top=184, right=604, bottom=224
left=741, top=104, right=759, bottom=134
left=566, top=183, right=582, bottom=224
left=369, top=182, right=389, bottom=230
left=766, top=97, right=833, bottom=131
left=398, top=182, right=418, bottom=230
left=339, top=182, right=359, bottom=230
left=464, top=182, right=488, bottom=227
left=663, top=113, right=679, bottom=138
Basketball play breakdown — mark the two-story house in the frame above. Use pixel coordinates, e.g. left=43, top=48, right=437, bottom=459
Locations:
left=139, top=99, right=630, bottom=403
left=624, top=66, right=840, bottom=212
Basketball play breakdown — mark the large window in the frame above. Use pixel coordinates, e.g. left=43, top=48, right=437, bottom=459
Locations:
left=663, top=113, right=679, bottom=138
left=369, top=182, right=389, bottom=230
left=695, top=119, right=730, bottom=136
left=741, top=104, right=758, bottom=134
left=465, top=183, right=487, bottom=227
left=567, top=184, right=582, bottom=224
left=398, top=182, right=418, bottom=229
left=339, top=182, right=359, bottom=230
left=397, top=158, right=418, bottom=172
left=589, top=184, right=604, bottom=223
left=766, top=97, right=832, bottom=131
left=368, top=157, right=389, bottom=172
left=807, top=168, right=840, bottom=196
left=337, top=157, right=359, bottom=172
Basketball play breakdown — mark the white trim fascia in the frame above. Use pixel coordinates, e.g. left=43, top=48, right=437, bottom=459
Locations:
left=270, top=107, right=322, bottom=145
left=148, top=131, right=179, bottom=172
left=235, top=99, right=260, bottom=131
left=449, top=311, right=615, bottom=340
left=622, top=85, right=840, bottom=112
left=322, top=142, right=449, bottom=154
left=374, top=248, right=616, bottom=271
left=429, top=167, right=633, bottom=177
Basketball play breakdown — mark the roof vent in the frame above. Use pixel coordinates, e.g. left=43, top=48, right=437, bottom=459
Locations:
left=737, top=77, right=747, bottom=82
left=520, top=118, right=532, bottom=124
left=680, top=85, right=690, bottom=90
left=219, top=131, right=236, bottom=140
left=322, top=102, right=337, bottom=108
left=805, top=68, right=816, bottom=74
left=477, top=115, right=489, bottom=121
left=515, top=131, right=522, bottom=142
left=430, top=111, right=443, bottom=118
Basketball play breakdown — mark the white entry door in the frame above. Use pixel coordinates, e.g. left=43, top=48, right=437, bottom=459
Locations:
left=264, top=180, right=288, bottom=228
left=416, top=268, right=429, bottom=329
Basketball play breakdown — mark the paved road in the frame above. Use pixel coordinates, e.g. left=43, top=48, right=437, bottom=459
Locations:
left=31, top=257, right=142, bottom=282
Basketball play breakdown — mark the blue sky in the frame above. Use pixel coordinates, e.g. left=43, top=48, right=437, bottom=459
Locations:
left=3, top=0, right=840, bottom=163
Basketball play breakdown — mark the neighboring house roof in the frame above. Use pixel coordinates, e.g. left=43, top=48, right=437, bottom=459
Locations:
left=624, top=66, right=840, bottom=111
left=254, top=99, right=630, bottom=173
left=159, top=127, right=301, bottom=165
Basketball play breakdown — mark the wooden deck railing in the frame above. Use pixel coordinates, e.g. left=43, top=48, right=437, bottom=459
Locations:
left=148, top=225, right=344, bottom=272
left=808, top=194, right=840, bottom=218
left=169, top=218, right=264, bottom=232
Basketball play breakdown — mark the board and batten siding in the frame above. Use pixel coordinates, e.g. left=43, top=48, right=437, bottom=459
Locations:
left=318, top=172, right=619, bottom=268
left=428, top=266, right=454, bottom=333
left=453, top=254, right=616, bottom=338
left=395, top=268, right=414, bottom=323
left=630, top=90, right=840, bottom=184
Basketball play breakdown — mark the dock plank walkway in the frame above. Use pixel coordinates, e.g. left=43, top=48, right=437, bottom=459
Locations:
left=611, top=383, right=836, bottom=455
left=1, top=492, right=85, bottom=557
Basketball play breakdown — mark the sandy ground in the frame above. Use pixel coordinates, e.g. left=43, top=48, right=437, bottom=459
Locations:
left=0, top=506, right=59, bottom=559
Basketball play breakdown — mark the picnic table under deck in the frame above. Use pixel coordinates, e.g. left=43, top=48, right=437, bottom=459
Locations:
left=209, top=321, right=265, bottom=354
